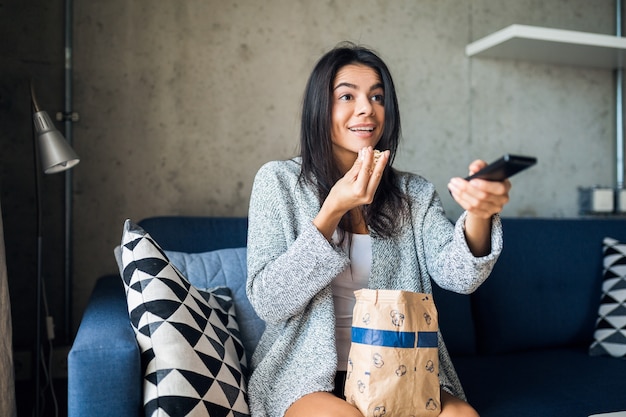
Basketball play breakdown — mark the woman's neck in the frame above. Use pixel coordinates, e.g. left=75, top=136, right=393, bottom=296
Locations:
left=348, top=208, right=369, bottom=234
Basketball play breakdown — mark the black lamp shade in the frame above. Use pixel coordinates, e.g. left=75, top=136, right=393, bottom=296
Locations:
left=33, top=110, right=80, bottom=174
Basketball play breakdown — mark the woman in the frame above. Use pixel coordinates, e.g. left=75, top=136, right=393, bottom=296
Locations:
left=246, top=42, right=510, bottom=417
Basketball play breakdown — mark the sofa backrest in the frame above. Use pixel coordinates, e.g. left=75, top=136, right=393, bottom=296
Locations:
left=432, top=284, right=477, bottom=356
left=139, top=215, right=626, bottom=358
left=471, top=217, right=626, bottom=354
left=138, top=216, right=248, bottom=253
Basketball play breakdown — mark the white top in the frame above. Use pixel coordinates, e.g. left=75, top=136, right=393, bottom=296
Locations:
left=331, top=232, right=371, bottom=371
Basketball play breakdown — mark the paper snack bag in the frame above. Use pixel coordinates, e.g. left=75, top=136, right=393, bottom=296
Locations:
left=344, top=289, right=440, bottom=417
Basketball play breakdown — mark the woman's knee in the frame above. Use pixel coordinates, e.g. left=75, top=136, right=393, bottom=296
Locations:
left=285, top=392, right=363, bottom=417
left=440, top=389, right=479, bottom=417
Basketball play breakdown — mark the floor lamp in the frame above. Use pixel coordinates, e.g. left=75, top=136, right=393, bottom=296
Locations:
left=30, top=81, right=79, bottom=417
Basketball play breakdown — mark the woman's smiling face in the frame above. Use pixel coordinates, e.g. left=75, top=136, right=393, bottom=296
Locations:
left=331, top=64, right=385, bottom=171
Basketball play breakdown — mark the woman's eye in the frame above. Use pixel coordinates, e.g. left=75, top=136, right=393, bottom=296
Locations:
left=372, top=94, right=384, bottom=104
left=339, top=93, right=353, bottom=101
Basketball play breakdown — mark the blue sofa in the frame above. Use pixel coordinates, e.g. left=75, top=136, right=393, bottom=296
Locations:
left=68, top=216, right=626, bottom=417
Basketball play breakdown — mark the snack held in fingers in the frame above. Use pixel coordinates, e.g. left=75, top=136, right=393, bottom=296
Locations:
left=374, top=149, right=382, bottom=164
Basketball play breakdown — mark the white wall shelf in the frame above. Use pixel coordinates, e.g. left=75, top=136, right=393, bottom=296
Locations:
left=466, top=24, right=626, bottom=69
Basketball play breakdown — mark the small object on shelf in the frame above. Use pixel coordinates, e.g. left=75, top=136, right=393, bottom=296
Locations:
left=578, top=186, right=615, bottom=214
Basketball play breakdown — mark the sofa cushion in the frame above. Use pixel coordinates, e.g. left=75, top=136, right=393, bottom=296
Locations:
left=589, top=237, right=626, bottom=358
left=120, top=220, right=250, bottom=416
left=453, top=347, right=626, bottom=417
left=165, top=248, right=264, bottom=361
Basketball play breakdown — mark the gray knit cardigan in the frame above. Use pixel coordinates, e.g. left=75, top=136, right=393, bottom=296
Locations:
left=246, top=158, right=502, bottom=417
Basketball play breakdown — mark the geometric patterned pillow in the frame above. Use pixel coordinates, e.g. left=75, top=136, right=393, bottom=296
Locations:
left=589, top=237, right=626, bottom=358
left=119, top=219, right=250, bottom=416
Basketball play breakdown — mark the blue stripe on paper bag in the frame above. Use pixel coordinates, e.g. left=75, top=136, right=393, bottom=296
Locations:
left=352, top=327, right=438, bottom=348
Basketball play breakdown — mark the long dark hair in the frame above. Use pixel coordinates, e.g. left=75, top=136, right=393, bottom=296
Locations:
left=299, top=42, right=408, bottom=238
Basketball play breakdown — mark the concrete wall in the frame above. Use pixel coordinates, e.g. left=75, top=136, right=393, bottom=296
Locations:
left=0, top=1, right=67, bottom=413
left=0, top=1, right=66, bottom=349
left=68, top=0, right=618, bottom=328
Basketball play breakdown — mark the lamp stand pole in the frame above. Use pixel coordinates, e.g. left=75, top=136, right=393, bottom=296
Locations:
left=63, top=0, right=75, bottom=344
left=32, top=107, right=44, bottom=417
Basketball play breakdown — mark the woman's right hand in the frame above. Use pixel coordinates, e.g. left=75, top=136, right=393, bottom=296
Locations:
left=313, top=147, right=389, bottom=240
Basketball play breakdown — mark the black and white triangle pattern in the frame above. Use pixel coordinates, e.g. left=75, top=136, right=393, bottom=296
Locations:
left=120, top=220, right=250, bottom=416
left=590, top=237, right=626, bottom=358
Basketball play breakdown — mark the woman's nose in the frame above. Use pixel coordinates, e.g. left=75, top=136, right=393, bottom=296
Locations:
left=356, top=96, right=374, bottom=116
